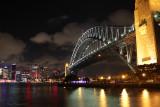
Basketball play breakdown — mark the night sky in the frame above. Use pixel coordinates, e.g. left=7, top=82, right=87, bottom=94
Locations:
left=0, top=0, right=135, bottom=76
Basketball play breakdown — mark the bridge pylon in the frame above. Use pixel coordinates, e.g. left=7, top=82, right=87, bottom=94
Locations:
left=134, top=0, right=160, bottom=74
left=135, top=0, right=160, bottom=65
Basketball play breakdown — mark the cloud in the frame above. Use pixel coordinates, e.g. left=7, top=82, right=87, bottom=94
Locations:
left=53, top=23, right=82, bottom=46
left=108, top=9, right=133, bottom=25
left=30, top=32, right=52, bottom=44
left=30, top=22, right=84, bottom=46
left=53, top=20, right=99, bottom=46
left=0, top=33, right=25, bottom=60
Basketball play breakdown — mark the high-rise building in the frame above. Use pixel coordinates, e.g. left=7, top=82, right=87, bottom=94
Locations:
left=11, top=64, right=16, bottom=80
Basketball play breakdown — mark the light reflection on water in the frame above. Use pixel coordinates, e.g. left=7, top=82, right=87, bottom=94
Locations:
left=77, top=87, right=83, bottom=107
left=120, top=89, right=130, bottom=107
left=99, top=89, right=107, bottom=107
left=141, top=89, right=151, bottom=107
left=0, top=84, right=160, bottom=107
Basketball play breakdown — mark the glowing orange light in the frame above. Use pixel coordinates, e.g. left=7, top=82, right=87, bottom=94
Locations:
left=100, top=76, right=104, bottom=80
left=107, top=76, right=111, bottom=80
left=65, top=63, right=69, bottom=67
left=122, top=75, right=126, bottom=79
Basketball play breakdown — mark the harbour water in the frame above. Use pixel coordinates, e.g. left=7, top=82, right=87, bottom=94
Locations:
left=0, top=84, right=160, bottom=107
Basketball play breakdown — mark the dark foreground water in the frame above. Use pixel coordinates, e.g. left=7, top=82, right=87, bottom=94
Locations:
left=0, top=84, right=160, bottom=107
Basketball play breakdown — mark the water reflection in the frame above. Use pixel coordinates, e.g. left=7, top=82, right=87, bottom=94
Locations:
left=25, top=83, right=32, bottom=107
left=151, top=92, right=160, bottom=107
left=0, top=85, right=160, bottom=107
left=78, top=87, right=82, bottom=98
left=77, top=87, right=84, bottom=107
left=93, top=88, right=97, bottom=96
left=52, top=86, right=59, bottom=107
left=141, top=89, right=151, bottom=107
left=120, top=88, right=130, bottom=107
left=53, top=85, right=58, bottom=97
left=99, top=89, right=107, bottom=107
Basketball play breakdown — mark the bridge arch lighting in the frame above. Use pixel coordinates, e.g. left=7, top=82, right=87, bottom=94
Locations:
left=108, top=40, right=111, bottom=44
left=121, top=34, right=124, bottom=37
left=69, top=25, right=135, bottom=72
left=98, top=54, right=101, bottom=57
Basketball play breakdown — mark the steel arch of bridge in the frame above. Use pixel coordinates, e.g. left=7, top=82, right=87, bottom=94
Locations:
left=69, top=25, right=135, bottom=72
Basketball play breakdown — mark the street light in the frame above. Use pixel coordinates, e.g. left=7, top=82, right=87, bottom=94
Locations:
left=122, top=75, right=126, bottom=79
left=100, top=76, right=104, bottom=80
left=65, top=63, right=69, bottom=77
left=142, top=73, right=146, bottom=77
left=107, top=76, right=111, bottom=80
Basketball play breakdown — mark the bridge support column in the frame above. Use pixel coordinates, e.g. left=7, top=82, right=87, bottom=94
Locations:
left=126, top=45, right=133, bottom=64
left=135, top=0, right=160, bottom=65
left=120, top=47, right=123, bottom=55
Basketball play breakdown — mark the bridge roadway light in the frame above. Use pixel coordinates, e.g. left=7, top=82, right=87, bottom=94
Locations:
left=114, top=37, right=117, bottom=41
left=121, top=34, right=124, bottom=37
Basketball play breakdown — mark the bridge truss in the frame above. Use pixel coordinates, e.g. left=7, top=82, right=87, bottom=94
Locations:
left=69, top=25, right=136, bottom=73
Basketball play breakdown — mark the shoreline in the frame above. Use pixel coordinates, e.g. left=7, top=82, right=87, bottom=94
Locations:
left=0, top=82, right=160, bottom=89
left=58, top=82, right=160, bottom=89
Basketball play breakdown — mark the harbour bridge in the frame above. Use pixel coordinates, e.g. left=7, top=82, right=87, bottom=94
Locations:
left=67, top=0, right=160, bottom=75
left=69, top=25, right=136, bottom=72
